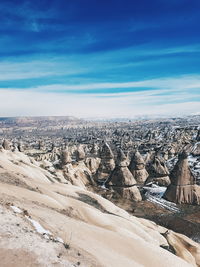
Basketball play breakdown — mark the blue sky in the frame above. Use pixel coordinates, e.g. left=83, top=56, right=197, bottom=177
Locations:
left=0, top=0, right=200, bottom=118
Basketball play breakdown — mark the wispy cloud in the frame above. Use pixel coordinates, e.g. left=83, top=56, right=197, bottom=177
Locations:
left=0, top=60, right=88, bottom=81
left=20, top=75, right=200, bottom=93
left=0, top=88, right=198, bottom=118
left=0, top=74, right=199, bottom=118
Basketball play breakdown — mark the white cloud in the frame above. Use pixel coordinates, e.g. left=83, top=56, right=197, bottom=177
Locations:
left=0, top=60, right=87, bottom=81
left=27, top=75, right=200, bottom=92
left=0, top=74, right=199, bottom=118
left=0, top=88, right=199, bottom=118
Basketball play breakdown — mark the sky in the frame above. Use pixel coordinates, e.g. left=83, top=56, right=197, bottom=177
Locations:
left=0, top=0, right=200, bottom=118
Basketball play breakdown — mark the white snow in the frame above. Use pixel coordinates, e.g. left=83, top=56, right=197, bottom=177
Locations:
left=10, top=206, right=22, bottom=213
left=144, top=185, right=180, bottom=212
left=9, top=208, right=64, bottom=244
left=26, top=217, right=52, bottom=235
left=143, top=185, right=167, bottom=198
left=188, top=155, right=198, bottom=164
left=25, top=216, right=64, bottom=244
left=147, top=195, right=180, bottom=212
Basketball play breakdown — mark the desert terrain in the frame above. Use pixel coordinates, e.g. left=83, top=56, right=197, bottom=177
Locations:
left=0, top=116, right=200, bottom=266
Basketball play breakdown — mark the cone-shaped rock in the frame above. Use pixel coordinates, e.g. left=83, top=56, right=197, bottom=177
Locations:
left=129, top=151, right=148, bottom=184
left=116, top=148, right=129, bottom=167
left=163, top=151, right=200, bottom=204
left=144, top=151, right=155, bottom=165
left=151, top=156, right=170, bottom=177
left=107, top=149, right=142, bottom=201
left=100, top=142, right=114, bottom=159
left=96, top=142, right=115, bottom=181
left=145, top=156, right=170, bottom=186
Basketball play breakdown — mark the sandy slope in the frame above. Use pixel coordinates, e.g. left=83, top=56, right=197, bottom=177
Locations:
left=0, top=205, right=74, bottom=267
left=0, top=149, right=199, bottom=267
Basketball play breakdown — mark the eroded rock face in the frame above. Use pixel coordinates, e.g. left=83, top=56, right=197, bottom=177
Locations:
left=117, top=186, right=142, bottom=201
left=17, top=142, right=24, bottom=152
left=2, top=139, right=10, bottom=150
left=38, top=140, right=44, bottom=150
left=149, top=176, right=171, bottom=187
left=129, top=151, right=149, bottom=184
left=116, top=149, right=129, bottom=167
left=163, top=151, right=200, bottom=204
left=144, top=151, right=155, bottom=165
left=146, top=156, right=170, bottom=186
left=50, top=147, right=60, bottom=162
left=95, top=142, right=115, bottom=181
left=151, top=156, right=170, bottom=177
left=76, top=145, right=85, bottom=161
left=63, top=161, right=93, bottom=188
left=100, top=142, right=114, bottom=159
left=107, top=149, right=142, bottom=201
left=162, top=230, right=200, bottom=267
left=90, top=143, right=99, bottom=157
left=168, top=147, right=176, bottom=158
left=60, top=147, right=72, bottom=166
left=85, top=157, right=101, bottom=175
left=163, top=151, right=169, bottom=161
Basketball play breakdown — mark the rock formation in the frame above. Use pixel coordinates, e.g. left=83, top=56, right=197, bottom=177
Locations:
left=107, top=149, right=142, bottom=201
left=38, top=140, right=44, bottom=150
left=2, top=139, right=10, bottom=150
left=163, top=151, right=169, bottom=161
left=146, top=156, right=170, bottom=186
left=95, top=142, right=115, bottom=181
left=0, top=148, right=199, bottom=267
left=17, top=141, right=24, bottom=152
left=163, top=151, right=200, bottom=204
left=144, top=150, right=155, bottom=165
left=85, top=157, right=101, bottom=175
left=63, top=162, right=93, bottom=188
left=60, top=147, right=72, bottom=166
left=168, top=146, right=176, bottom=159
left=76, top=145, right=85, bottom=161
left=129, top=151, right=149, bottom=184
left=90, top=143, right=99, bottom=157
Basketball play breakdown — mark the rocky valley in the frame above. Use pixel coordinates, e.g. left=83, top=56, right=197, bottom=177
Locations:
left=0, top=115, right=200, bottom=266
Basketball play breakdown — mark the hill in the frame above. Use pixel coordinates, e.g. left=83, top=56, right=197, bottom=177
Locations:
left=0, top=149, right=199, bottom=266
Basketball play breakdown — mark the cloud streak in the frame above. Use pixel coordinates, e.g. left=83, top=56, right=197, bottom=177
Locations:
left=0, top=88, right=199, bottom=118
left=29, top=75, right=200, bottom=91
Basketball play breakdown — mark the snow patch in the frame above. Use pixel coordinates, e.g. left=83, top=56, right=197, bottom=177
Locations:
left=10, top=206, right=22, bottom=214
left=26, top=217, right=52, bottom=235
left=25, top=216, right=64, bottom=244
left=143, top=185, right=167, bottom=198
left=147, top=195, right=180, bottom=212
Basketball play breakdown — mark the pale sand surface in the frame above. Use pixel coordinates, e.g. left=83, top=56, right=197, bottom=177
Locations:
left=0, top=150, right=199, bottom=267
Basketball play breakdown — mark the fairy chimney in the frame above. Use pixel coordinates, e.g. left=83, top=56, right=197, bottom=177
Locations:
left=163, top=151, right=200, bottom=204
